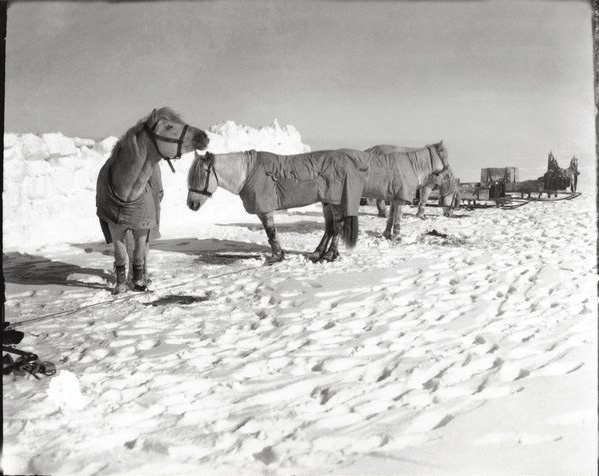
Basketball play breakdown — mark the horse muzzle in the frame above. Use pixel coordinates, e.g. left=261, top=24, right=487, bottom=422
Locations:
left=187, top=199, right=200, bottom=211
left=187, top=192, right=203, bottom=211
left=193, top=131, right=210, bottom=151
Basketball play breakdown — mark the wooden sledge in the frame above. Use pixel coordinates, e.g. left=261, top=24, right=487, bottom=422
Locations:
left=427, top=179, right=580, bottom=210
left=503, top=180, right=581, bottom=201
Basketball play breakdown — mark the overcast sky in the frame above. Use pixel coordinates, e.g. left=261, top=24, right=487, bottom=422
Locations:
left=5, top=0, right=594, bottom=179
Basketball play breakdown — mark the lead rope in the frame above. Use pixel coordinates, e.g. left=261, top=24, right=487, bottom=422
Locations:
left=10, top=262, right=263, bottom=329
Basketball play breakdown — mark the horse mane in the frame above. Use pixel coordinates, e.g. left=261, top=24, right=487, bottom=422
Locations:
left=108, top=107, right=185, bottom=163
left=365, top=144, right=417, bottom=154
left=418, top=141, right=456, bottom=195
left=429, top=140, right=447, bottom=162
left=153, top=107, right=185, bottom=125
left=188, top=151, right=207, bottom=190
left=401, top=140, right=446, bottom=165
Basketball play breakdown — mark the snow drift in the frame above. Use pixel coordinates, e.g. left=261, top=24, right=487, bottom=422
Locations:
left=3, top=119, right=310, bottom=251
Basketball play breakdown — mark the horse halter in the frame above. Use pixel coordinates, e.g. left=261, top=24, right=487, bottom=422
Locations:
left=189, top=153, right=218, bottom=198
left=144, top=121, right=189, bottom=173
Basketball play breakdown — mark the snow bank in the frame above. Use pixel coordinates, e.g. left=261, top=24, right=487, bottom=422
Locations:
left=3, top=120, right=310, bottom=251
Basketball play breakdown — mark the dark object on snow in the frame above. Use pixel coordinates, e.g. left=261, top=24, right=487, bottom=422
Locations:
left=2, top=322, right=57, bottom=379
left=426, top=229, right=449, bottom=238
left=143, top=294, right=209, bottom=306
left=3, top=351, right=57, bottom=379
left=3, top=321, right=24, bottom=345
left=3, top=346, right=56, bottom=379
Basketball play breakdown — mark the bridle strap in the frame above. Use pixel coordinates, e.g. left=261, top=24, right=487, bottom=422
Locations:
left=428, top=145, right=447, bottom=176
left=144, top=122, right=189, bottom=173
left=189, top=153, right=218, bottom=197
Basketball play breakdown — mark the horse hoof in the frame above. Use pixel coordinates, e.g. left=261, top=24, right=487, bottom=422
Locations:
left=321, top=252, right=339, bottom=262
left=383, top=233, right=401, bottom=243
left=112, top=283, right=129, bottom=295
left=306, top=253, right=322, bottom=263
left=266, top=254, right=285, bottom=265
left=133, top=281, right=148, bottom=292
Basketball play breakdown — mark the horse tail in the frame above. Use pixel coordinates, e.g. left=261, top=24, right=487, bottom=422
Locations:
left=341, top=216, right=359, bottom=248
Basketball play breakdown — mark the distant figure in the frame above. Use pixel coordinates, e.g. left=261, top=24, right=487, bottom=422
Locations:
left=566, top=156, right=580, bottom=193
left=543, top=151, right=574, bottom=195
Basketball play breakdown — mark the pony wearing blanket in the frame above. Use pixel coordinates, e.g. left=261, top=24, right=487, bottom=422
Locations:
left=313, top=142, right=455, bottom=259
left=96, top=108, right=209, bottom=293
left=187, top=149, right=370, bottom=263
left=364, top=143, right=459, bottom=219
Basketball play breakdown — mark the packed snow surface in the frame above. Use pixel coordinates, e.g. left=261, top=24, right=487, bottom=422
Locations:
left=2, top=123, right=597, bottom=475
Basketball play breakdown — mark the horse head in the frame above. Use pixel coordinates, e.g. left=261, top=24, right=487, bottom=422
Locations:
left=143, top=107, right=210, bottom=162
left=430, top=140, right=449, bottom=169
left=187, top=151, right=219, bottom=211
left=438, top=172, right=460, bottom=210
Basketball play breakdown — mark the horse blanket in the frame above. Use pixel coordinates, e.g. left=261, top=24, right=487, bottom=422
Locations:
left=96, top=157, right=163, bottom=244
left=238, top=149, right=370, bottom=217
left=363, top=152, right=423, bottom=204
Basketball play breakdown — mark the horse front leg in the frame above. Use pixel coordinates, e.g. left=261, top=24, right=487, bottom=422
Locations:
left=258, top=212, right=285, bottom=264
left=417, top=185, right=432, bottom=219
left=307, top=204, right=333, bottom=262
left=108, top=223, right=130, bottom=294
left=443, top=191, right=458, bottom=217
left=131, top=229, right=150, bottom=291
left=383, top=201, right=402, bottom=241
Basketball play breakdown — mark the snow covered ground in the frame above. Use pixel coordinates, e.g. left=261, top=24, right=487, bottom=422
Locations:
left=2, top=125, right=597, bottom=475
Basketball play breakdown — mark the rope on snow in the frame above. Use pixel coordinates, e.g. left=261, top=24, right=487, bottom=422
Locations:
left=10, top=263, right=264, bottom=329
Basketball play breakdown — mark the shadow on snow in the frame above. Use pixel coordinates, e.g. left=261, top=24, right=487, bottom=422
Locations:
left=2, top=252, right=113, bottom=289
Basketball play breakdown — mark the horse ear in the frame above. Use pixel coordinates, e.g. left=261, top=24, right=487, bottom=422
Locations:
left=148, top=108, right=157, bottom=125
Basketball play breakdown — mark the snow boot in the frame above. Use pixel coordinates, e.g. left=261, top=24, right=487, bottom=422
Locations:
left=113, top=264, right=129, bottom=294
left=132, top=264, right=147, bottom=292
